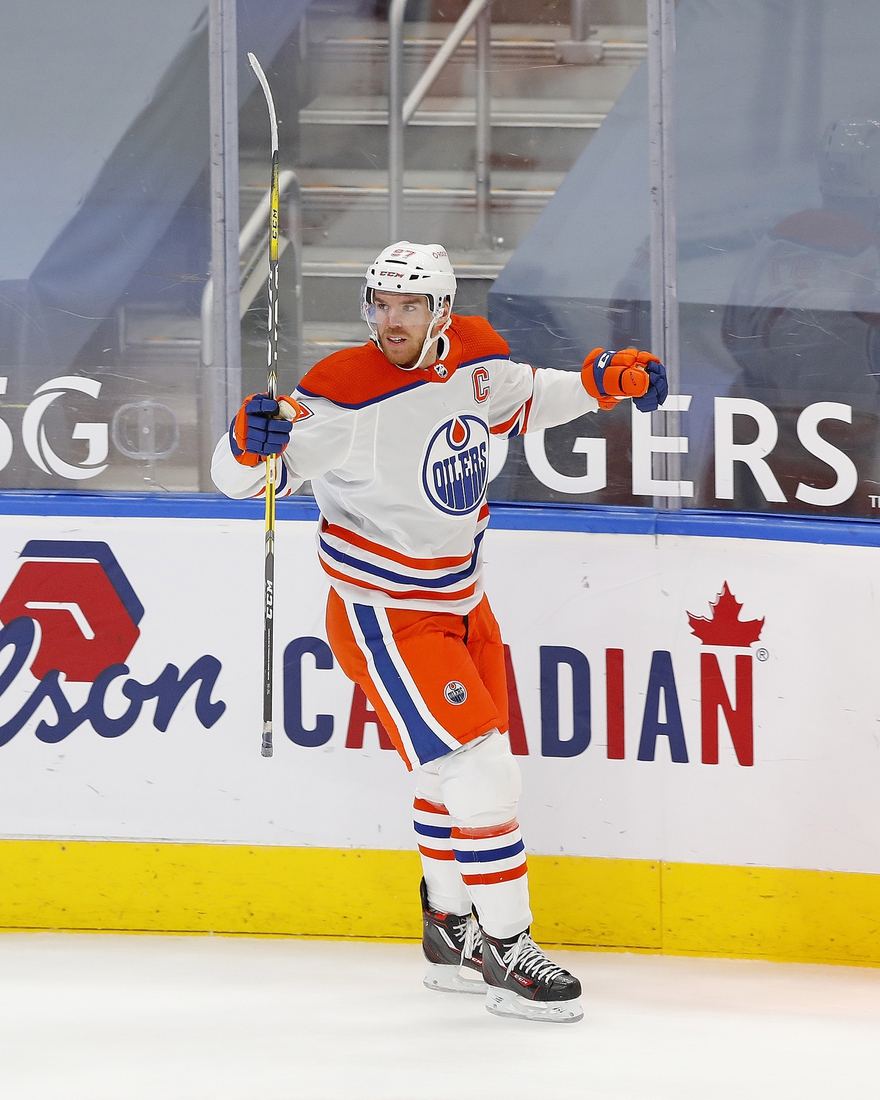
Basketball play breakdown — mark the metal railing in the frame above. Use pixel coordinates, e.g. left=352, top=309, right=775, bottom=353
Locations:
left=388, top=0, right=493, bottom=243
left=201, top=168, right=303, bottom=376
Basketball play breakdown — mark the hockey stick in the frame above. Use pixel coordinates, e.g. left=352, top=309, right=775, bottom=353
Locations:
left=249, top=52, right=280, bottom=758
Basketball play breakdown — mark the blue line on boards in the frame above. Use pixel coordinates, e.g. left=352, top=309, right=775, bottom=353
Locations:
left=0, top=492, right=876, bottom=548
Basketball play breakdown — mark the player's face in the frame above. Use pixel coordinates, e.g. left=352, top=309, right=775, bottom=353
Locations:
left=373, top=291, right=438, bottom=368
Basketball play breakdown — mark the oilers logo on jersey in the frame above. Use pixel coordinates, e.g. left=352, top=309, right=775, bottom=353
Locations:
left=421, top=415, right=490, bottom=515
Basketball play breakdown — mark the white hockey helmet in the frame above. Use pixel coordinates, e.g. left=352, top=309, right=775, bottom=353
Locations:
left=819, top=118, right=880, bottom=200
left=361, top=242, right=457, bottom=369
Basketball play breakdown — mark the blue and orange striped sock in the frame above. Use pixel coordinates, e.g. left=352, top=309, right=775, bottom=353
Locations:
left=452, top=818, right=532, bottom=939
left=413, top=797, right=472, bottom=915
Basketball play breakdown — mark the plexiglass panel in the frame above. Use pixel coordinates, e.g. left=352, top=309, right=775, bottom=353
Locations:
left=489, top=0, right=880, bottom=519
left=23, top=0, right=871, bottom=514
left=0, top=0, right=212, bottom=491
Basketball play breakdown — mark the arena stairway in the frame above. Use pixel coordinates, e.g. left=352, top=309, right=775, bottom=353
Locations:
left=239, top=3, right=647, bottom=375
left=111, top=3, right=646, bottom=490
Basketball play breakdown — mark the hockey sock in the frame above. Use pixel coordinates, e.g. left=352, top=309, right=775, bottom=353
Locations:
left=413, top=796, right=472, bottom=915
left=452, top=818, right=532, bottom=939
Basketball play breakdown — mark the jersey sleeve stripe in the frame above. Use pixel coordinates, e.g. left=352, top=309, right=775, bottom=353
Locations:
left=519, top=395, right=534, bottom=435
left=490, top=409, right=520, bottom=436
left=489, top=397, right=532, bottom=438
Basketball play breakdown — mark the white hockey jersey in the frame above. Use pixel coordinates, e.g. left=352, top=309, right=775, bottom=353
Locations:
left=212, top=315, right=599, bottom=613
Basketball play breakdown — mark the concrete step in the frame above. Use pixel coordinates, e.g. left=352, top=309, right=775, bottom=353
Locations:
left=312, top=32, right=646, bottom=65
left=312, top=191, right=548, bottom=251
left=303, top=0, right=647, bottom=26
left=302, top=182, right=552, bottom=212
left=299, top=94, right=603, bottom=172
left=306, top=27, right=644, bottom=99
left=288, top=167, right=566, bottom=189
left=241, top=169, right=556, bottom=250
left=304, top=16, right=647, bottom=49
left=300, top=94, right=609, bottom=129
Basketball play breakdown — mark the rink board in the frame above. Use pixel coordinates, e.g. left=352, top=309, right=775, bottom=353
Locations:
left=0, top=494, right=878, bottom=964
left=3, top=842, right=880, bottom=966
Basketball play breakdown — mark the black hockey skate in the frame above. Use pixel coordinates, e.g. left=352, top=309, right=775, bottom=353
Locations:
left=420, top=878, right=484, bottom=994
left=482, top=928, right=583, bottom=1022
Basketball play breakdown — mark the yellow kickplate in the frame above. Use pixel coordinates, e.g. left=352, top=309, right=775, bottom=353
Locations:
left=662, top=861, right=880, bottom=966
left=1, top=840, right=878, bottom=966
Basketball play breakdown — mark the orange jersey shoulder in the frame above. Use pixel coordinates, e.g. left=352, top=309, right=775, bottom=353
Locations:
left=448, top=314, right=510, bottom=364
left=297, top=342, right=429, bottom=408
left=296, top=316, right=510, bottom=408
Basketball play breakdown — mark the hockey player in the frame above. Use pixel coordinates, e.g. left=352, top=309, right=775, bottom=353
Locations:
left=212, top=242, right=667, bottom=1023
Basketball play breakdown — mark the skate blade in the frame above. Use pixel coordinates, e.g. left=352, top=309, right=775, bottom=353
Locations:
left=485, top=987, right=584, bottom=1023
left=424, top=962, right=486, bottom=995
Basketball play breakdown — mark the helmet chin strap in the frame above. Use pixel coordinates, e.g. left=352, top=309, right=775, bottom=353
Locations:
left=407, top=306, right=452, bottom=371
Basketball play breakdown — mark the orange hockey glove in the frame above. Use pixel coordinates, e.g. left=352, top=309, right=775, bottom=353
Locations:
left=581, top=348, right=668, bottom=411
left=231, top=393, right=308, bottom=467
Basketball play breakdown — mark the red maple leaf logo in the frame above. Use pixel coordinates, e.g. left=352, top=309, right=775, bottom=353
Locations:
left=687, top=583, right=764, bottom=647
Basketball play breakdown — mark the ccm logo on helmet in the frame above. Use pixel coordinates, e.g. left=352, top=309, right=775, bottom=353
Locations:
left=379, top=270, right=407, bottom=278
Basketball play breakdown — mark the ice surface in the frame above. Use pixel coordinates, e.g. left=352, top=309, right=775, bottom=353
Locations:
left=0, top=932, right=879, bottom=1100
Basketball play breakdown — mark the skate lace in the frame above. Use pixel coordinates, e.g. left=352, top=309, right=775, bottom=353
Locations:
left=503, top=934, right=567, bottom=983
left=462, top=915, right=482, bottom=959
left=453, top=914, right=470, bottom=949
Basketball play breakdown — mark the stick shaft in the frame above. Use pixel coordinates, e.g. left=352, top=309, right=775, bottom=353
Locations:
left=250, top=52, right=280, bottom=758
left=262, top=477, right=275, bottom=757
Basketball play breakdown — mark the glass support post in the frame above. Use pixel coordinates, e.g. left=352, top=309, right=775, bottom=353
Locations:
left=388, top=0, right=408, bottom=242
left=555, top=0, right=602, bottom=64
left=572, top=0, right=590, bottom=41
left=475, top=3, right=492, bottom=249
left=648, top=0, right=681, bottom=509
left=207, top=0, right=241, bottom=480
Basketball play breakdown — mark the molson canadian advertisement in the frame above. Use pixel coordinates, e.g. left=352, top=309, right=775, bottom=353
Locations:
left=0, top=505, right=877, bottom=884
